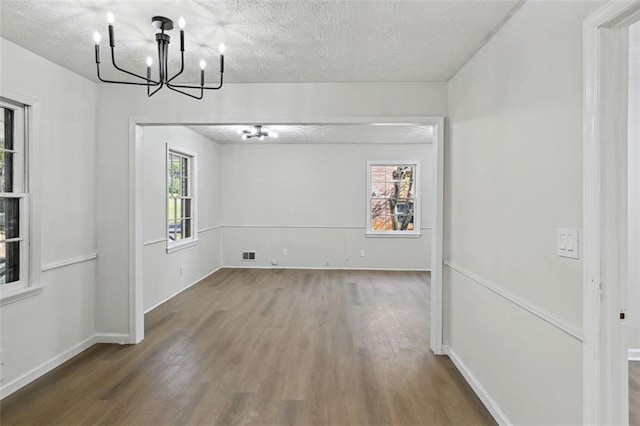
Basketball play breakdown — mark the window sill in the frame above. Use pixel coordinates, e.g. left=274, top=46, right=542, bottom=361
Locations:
left=366, top=232, right=422, bottom=238
left=166, top=239, right=199, bottom=254
left=0, top=285, right=44, bottom=306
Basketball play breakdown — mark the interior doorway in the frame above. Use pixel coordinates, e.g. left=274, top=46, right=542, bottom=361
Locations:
left=584, top=3, right=640, bottom=425
left=629, top=19, right=640, bottom=426
left=131, top=119, right=445, bottom=357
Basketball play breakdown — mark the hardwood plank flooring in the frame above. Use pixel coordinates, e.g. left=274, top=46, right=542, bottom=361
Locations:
left=632, top=361, right=640, bottom=426
left=0, top=269, right=495, bottom=425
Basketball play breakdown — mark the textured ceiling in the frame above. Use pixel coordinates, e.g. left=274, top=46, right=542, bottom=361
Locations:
left=0, top=0, right=521, bottom=84
left=185, top=124, right=433, bottom=144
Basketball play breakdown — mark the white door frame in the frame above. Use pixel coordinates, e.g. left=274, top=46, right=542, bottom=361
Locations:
left=128, top=116, right=446, bottom=355
left=583, top=2, right=640, bottom=424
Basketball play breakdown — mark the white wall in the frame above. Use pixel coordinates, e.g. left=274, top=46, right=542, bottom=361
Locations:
left=446, top=2, right=601, bottom=424
left=0, top=39, right=98, bottom=394
left=221, top=143, right=432, bottom=269
left=96, top=82, right=447, bottom=336
left=142, top=126, right=222, bottom=312
left=629, top=21, right=640, bottom=352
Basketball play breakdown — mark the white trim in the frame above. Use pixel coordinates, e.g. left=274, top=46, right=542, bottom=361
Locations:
left=583, top=3, right=640, bottom=424
left=94, top=333, right=130, bottom=345
left=445, top=261, right=583, bottom=341
left=224, top=224, right=366, bottom=230
left=143, top=238, right=167, bottom=247
left=0, top=334, right=94, bottom=399
left=221, top=265, right=431, bottom=272
left=41, top=253, right=97, bottom=272
left=130, top=116, right=446, bottom=353
left=130, top=120, right=144, bottom=344
left=629, top=349, right=640, bottom=361
left=166, top=238, right=199, bottom=254
left=366, top=160, right=421, bottom=237
left=0, top=89, right=42, bottom=295
left=198, top=225, right=223, bottom=233
left=0, top=332, right=131, bottom=400
left=144, top=266, right=223, bottom=314
left=430, top=117, right=445, bottom=355
left=166, top=143, right=198, bottom=254
left=222, top=225, right=432, bottom=230
left=443, top=345, right=511, bottom=426
left=0, top=284, right=43, bottom=306
left=144, top=225, right=222, bottom=246
left=366, top=232, right=422, bottom=238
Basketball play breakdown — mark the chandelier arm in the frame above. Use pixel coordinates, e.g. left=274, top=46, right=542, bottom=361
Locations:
left=166, top=84, right=204, bottom=100
left=167, top=51, right=185, bottom=83
left=97, top=64, right=161, bottom=87
left=167, top=71, right=224, bottom=90
left=110, top=46, right=157, bottom=83
left=148, top=82, right=165, bottom=97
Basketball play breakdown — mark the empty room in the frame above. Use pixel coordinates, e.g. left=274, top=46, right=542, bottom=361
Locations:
left=0, top=0, right=639, bottom=425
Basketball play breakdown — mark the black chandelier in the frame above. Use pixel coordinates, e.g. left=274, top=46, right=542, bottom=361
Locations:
left=92, top=12, right=224, bottom=99
left=237, top=125, right=278, bottom=140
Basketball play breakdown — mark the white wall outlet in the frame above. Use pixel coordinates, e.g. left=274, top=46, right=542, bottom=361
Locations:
left=557, top=228, right=580, bottom=259
left=360, top=249, right=365, bottom=257
left=282, top=249, right=288, bottom=256
left=271, top=259, right=279, bottom=266
left=180, top=266, right=184, bottom=276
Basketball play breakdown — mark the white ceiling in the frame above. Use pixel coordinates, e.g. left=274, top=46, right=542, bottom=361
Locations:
left=185, top=124, right=433, bottom=144
left=0, top=0, right=521, bottom=84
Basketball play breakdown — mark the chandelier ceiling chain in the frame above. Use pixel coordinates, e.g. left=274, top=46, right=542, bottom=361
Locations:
left=237, top=125, right=279, bottom=140
left=92, top=13, right=225, bottom=100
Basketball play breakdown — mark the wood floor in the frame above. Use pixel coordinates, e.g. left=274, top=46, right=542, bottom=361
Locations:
left=632, top=361, right=640, bottom=426
left=0, top=268, right=495, bottom=425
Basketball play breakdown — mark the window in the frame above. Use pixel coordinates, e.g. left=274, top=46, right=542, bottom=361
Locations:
left=166, top=145, right=197, bottom=253
left=367, top=161, right=420, bottom=236
left=0, top=99, right=30, bottom=293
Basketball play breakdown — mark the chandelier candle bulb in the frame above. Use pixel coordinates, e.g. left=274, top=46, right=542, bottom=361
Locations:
left=108, top=25, right=115, bottom=48
left=106, top=12, right=115, bottom=47
left=93, top=32, right=101, bottom=63
left=178, top=17, right=185, bottom=51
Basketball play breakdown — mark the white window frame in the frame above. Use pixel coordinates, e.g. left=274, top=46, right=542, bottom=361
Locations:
left=366, top=160, right=421, bottom=237
left=166, top=144, right=198, bottom=253
left=0, top=94, right=41, bottom=305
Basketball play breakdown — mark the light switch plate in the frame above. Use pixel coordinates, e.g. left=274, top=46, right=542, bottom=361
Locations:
left=558, top=228, right=580, bottom=259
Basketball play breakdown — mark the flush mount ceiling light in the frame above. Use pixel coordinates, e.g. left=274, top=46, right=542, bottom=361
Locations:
left=92, top=13, right=225, bottom=99
left=236, top=125, right=278, bottom=141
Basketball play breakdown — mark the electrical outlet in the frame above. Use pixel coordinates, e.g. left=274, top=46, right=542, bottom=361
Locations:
left=282, top=249, right=288, bottom=256
left=271, top=259, right=279, bottom=266
left=360, top=249, right=365, bottom=257
left=180, top=266, right=184, bottom=276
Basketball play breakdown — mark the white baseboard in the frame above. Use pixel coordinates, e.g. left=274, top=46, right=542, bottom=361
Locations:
left=629, top=348, right=640, bottom=361
left=0, top=334, right=95, bottom=399
left=443, top=345, right=511, bottom=426
left=0, top=332, right=133, bottom=400
left=144, top=265, right=223, bottom=314
left=94, top=333, right=131, bottom=345
left=221, top=265, right=431, bottom=272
